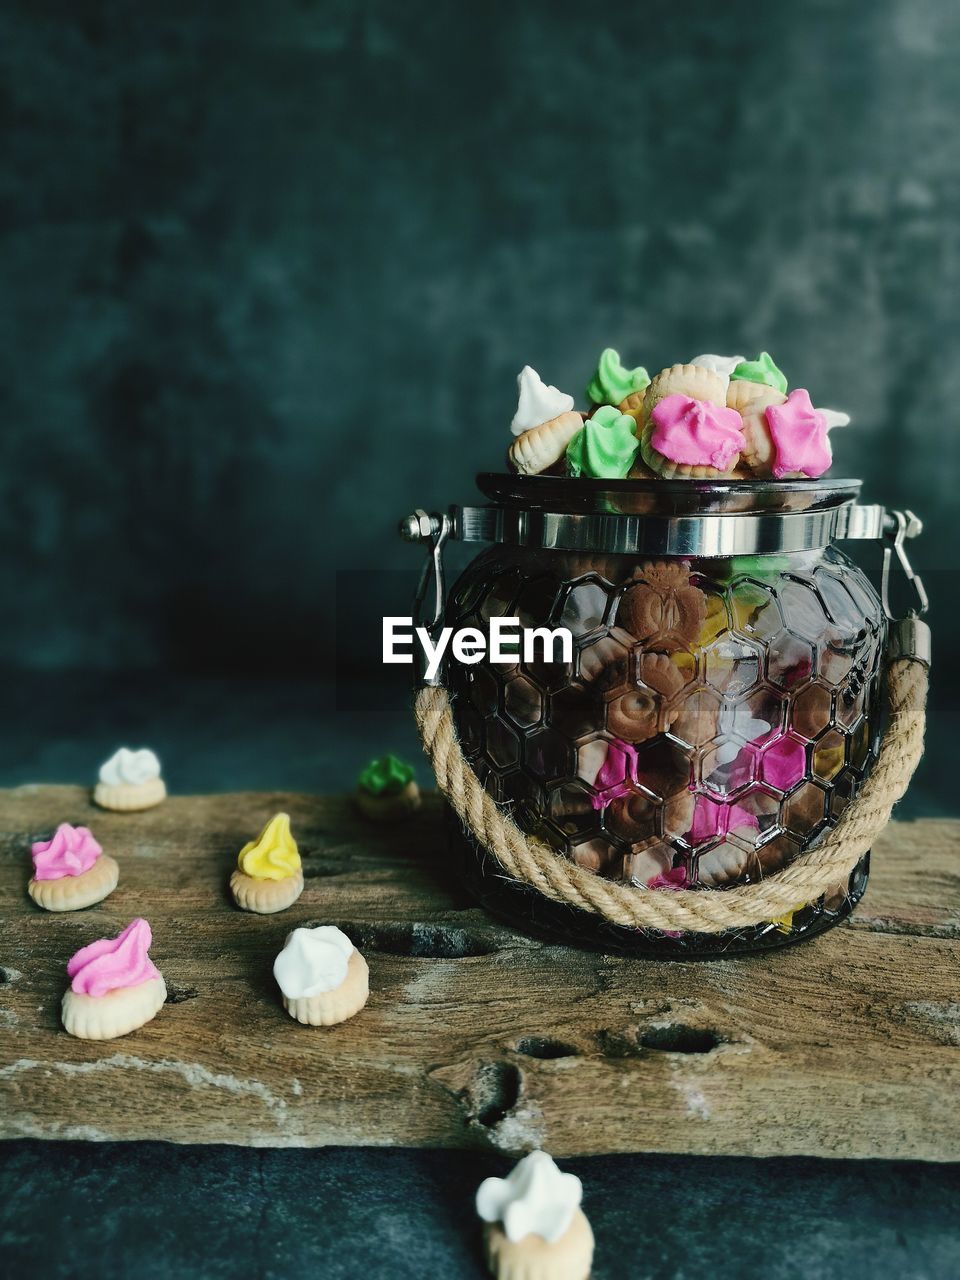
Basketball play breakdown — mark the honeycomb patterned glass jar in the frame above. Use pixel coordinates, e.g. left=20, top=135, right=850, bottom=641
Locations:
left=441, top=476, right=886, bottom=956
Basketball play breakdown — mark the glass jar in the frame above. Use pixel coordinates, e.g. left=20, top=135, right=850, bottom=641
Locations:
left=409, top=475, right=896, bottom=957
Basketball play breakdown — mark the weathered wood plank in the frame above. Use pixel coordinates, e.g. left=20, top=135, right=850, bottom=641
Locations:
left=0, top=786, right=957, bottom=1159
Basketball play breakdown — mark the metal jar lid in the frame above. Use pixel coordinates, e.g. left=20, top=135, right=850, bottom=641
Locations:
left=446, top=474, right=885, bottom=557
left=400, top=477, right=929, bottom=681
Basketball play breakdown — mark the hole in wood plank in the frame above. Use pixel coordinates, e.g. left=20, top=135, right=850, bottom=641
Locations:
left=165, top=985, right=199, bottom=1004
left=595, top=1024, right=721, bottom=1057
left=0, top=967, right=21, bottom=985
left=473, top=1061, right=523, bottom=1129
left=514, top=1037, right=579, bottom=1060
left=335, top=921, right=497, bottom=958
left=639, top=1025, right=720, bottom=1054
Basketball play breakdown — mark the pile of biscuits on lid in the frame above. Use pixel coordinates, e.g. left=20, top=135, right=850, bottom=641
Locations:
left=508, top=349, right=850, bottom=482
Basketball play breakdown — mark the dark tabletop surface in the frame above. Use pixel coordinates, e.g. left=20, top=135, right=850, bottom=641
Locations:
left=1, top=673, right=958, bottom=1279
left=2, top=1143, right=959, bottom=1280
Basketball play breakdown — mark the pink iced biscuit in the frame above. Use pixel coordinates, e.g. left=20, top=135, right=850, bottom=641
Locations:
left=688, top=794, right=760, bottom=843
left=759, top=734, right=806, bottom=791
left=647, top=866, right=689, bottom=890
left=764, top=388, right=831, bottom=479
left=590, top=739, right=639, bottom=810
left=31, top=823, right=102, bottom=881
left=650, top=394, right=746, bottom=471
left=67, top=918, right=161, bottom=997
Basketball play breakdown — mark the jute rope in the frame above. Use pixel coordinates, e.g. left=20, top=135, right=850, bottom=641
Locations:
left=415, top=656, right=927, bottom=935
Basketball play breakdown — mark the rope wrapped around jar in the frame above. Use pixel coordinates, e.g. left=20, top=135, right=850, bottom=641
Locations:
left=414, top=650, right=927, bottom=936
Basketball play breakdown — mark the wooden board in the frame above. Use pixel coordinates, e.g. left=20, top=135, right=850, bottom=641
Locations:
left=0, top=786, right=958, bottom=1160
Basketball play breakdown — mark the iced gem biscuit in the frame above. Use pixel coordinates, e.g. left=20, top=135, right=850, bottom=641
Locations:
left=62, top=918, right=166, bottom=1040
left=726, top=377, right=784, bottom=414
left=94, top=747, right=166, bottom=812
left=476, top=1151, right=594, bottom=1280
left=764, top=388, right=848, bottom=479
left=509, top=412, right=584, bottom=476
left=511, top=366, right=575, bottom=435
left=728, top=383, right=787, bottom=474
left=605, top=652, right=687, bottom=742
left=585, top=347, right=649, bottom=425
left=730, top=350, right=788, bottom=395
left=642, top=362, right=727, bottom=425
left=617, top=561, right=706, bottom=651
left=641, top=393, right=746, bottom=479
left=28, top=822, right=119, bottom=911
left=229, top=812, right=304, bottom=913
left=565, top=405, right=639, bottom=479
left=356, top=754, right=421, bottom=822
left=273, top=925, right=369, bottom=1027
left=691, top=352, right=747, bottom=384
left=508, top=366, right=583, bottom=476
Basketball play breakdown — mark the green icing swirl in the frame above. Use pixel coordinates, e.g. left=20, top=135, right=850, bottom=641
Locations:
left=586, top=348, right=650, bottom=406
left=358, top=753, right=415, bottom=796
left=721, top=555, right=793, bottom=581
left=566, top=405, right=639, bottom=479
left=730, top=351, right=787, bottom=395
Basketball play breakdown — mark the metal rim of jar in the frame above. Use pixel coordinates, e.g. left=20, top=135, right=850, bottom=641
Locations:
left=453, top=475, right=884, bottom=557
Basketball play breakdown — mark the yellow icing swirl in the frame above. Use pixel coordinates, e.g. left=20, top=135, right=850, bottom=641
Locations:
left=237, top=812, right=301, bottom=881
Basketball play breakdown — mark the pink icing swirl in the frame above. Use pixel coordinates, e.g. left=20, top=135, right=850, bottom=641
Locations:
left=67, top=918, right=161, bottom=997
left=647, top=866, right=689, bottom=891
left=650, top=394, right=745, bottom=471
left=590, top=739, right=638, bottom=810
left=31, top=823, right=102, bottom=881
left=764, top=388, right=831, bottom=479
left=688, top=794, right=760, bottom=844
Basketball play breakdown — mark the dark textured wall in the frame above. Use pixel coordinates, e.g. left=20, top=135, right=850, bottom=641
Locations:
left=0, top=0, right=956, bottom=675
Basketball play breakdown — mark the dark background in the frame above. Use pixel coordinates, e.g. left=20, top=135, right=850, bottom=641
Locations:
left=0, top=0, right=956, bottom=803
left=1, top=2, right=958, bottom=1277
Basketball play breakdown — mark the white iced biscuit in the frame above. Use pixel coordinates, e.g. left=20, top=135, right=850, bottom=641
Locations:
left=477, top=1151, right=594, bottom=1280
left=690, top=352, right=746, bottom=389
left=510, top=366, right=575, bottom=436
left=94, top=747, right=166, bottom=811
left=273, top=926, right=369, bottom=1026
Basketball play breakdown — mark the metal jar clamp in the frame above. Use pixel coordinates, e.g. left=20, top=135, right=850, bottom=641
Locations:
left=400, top=482, right=929, bottom=685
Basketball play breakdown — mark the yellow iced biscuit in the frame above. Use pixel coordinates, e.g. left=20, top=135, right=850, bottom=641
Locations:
left=230, top=813, right=304, bottom=914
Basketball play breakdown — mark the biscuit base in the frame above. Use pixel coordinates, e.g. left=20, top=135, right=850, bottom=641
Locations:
left=230, top=868, right=303, bottom=914
left=94, top=778, right=167, bottom=812
left=28, top=854, right=119, bottom=912
left=282, top=949, right=369, bottom=1026
left=484, top=1210, right=594, bottom=1280
left=726, top=379, right=786, bottom=415
left=355, top=780, right=421, bottom=823
left=643, top=362, right=727, bottom=422
left=62, top=976, right=167, bottom=1040
left=640, top=420, right=739, bottom=481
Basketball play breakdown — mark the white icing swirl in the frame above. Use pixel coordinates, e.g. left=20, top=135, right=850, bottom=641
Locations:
left=691, top=353, right=746, bottom=379
left=273, top=926, right=353, bottom=999
left=98, top=747, right=162, bottom=787
left=819, top=408, right=851, bottom=429
left=476, top=1150, right=581, bottom=1244
left=716, top=704, right=772, bottom=764
left=510, top=366, right=575, bottom=436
